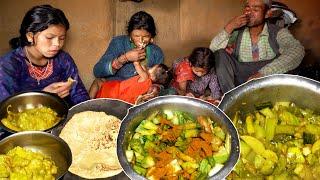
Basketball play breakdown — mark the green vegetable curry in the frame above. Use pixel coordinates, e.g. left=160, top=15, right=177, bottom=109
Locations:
left=228, top=102, right=320, bottom=179
left=126, top=110, right=230, bottom=180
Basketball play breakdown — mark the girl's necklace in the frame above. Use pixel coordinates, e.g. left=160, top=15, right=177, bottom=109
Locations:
left=24, top=47, right=52, bottom=85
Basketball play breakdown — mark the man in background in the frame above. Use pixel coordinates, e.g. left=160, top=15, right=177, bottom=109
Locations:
left=210, top=0, right=304, bottom=93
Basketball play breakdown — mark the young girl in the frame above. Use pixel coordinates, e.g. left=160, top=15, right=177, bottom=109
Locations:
left=90, top=62, right=171, bottom=104
left=171, top=47, right=222, bottom=104
left=0, top=5, right=89, bottom=106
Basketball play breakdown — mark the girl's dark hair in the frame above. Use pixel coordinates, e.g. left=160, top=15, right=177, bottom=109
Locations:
left=127, top=11, right=156, bottom=37
left=188, top=47, right=215, bottom=70
left=153, top=64, right=172, bottom=86
left=9, top=4, right=69, bottom=49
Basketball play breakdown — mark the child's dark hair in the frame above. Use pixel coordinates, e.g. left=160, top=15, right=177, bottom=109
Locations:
left=188, top=47, right=215, bottom=70
left=152, top=64, right=172, bottom=86
left=127, top=11, right=156, bottom=37
left=9, top=4, right=69, bottom=49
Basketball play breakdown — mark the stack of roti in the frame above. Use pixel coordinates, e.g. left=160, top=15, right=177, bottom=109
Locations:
left=59, top=111, right=122, bottom=179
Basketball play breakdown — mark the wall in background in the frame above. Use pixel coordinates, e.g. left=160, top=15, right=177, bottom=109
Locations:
left=114, top=0, right=243, bottom=65
left=280, top=0, right=320, bottom=65
left=0, top=0, right=319, bottom=89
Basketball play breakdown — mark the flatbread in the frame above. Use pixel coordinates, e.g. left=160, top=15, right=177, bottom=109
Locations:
left=59, top=111, right=122, bottom=179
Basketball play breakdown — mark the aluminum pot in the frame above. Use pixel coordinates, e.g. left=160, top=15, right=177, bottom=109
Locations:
left=219, top=74, right=320, bottom=117
left=52, top=98, right=132, bottom=180
left=117, top=95, right=240, bottom=180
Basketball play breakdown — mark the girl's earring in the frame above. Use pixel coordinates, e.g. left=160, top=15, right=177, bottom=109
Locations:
left=29, top=41, right=34, bottom=46
left=129, top=37, right=132, bottom=42
left=150, top=38, right=154, bottom=43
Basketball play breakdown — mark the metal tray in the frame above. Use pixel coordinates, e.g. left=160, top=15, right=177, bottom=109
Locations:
left=52, top=98, right=132, bottom=180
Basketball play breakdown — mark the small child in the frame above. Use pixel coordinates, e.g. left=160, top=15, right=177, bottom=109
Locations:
left=89, top=62, right=171, bottom=104
left=171, top=47, right=222, bottom=104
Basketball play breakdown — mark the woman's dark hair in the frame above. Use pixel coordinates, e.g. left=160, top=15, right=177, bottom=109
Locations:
left=127, top=11, right=156, bottom=37
left=189, top=47, right=215, bottom=70
left=9, top=4, right=69, bottom=49
left=153, top=64, right=172, bottom=86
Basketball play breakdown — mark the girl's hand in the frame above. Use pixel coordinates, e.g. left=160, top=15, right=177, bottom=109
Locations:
left=42, top=80, right=75, bottom=98
left=207, top=99, right=220, bottom=106
left=125, top=48, right=146, bottom=62
left=186, top=92, right=195, bottom=97
left=201, top=95, right=220, bottom=105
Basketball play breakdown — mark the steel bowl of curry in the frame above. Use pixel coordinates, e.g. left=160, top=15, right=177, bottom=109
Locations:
left=117, top=95, right=240, bottom=180
left=219, top=74, right=320, bottom=179
left=0, top=131, right=72, bottom=179
left=0, top=91, right=68, bottom=133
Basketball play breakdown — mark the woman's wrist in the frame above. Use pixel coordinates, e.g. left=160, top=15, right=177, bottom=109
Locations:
left=123, top=53, right=129, bottom=63
left=119, top=53, right=128, bottom=64
left=111, top=53, right=129, bottom=70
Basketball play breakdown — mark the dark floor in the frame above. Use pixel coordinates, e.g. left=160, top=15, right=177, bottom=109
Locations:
left=295, top=63, right=320, bottom=82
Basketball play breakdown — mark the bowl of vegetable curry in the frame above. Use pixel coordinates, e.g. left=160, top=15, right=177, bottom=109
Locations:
left=0, top=131, right=72, bottom=179
left=219, top=74, right=320, bottom=179
left=117, top=95, right=240, bottom=180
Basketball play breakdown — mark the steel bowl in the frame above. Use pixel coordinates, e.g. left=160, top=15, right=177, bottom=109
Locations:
left=0, top=131, right=72, bottom=179
left=0, top=91, right=68, bottom=133
left=219, top=74, right=320, bottom=117
left=117, top=95, right=240, bottom=180
left=52, top=98, right=132, bottom=180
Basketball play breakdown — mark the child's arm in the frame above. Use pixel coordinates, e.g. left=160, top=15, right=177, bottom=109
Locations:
left=177, top=81, right=188, bottom=95
left=133, top=61, right=149, bottom=82
left=135, top=84, right=161, bottom=104
left=88, top=78, right=106, bottom=99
